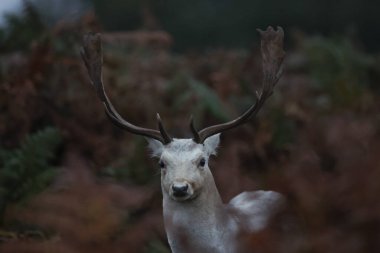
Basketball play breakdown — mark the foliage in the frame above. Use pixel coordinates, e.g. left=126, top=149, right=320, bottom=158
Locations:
left=270, top=108, right=297, bottom=150
left=168, top=72, right=230, bottom=123
left=144, top=239, right=171, bottom=253
left=0, top=127, right=62, bottom=219
left=0, top=2, right=380, bottom=252
left=303, top=36, right=375, bottom=109
left=0, top=1, right=46, bottom=52
left=101, top=137, right=156, bottom=185
left=93, top=0, right=380, bottom=51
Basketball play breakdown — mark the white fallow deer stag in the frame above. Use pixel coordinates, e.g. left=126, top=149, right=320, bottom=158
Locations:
left=81, top=26, right=285, bottom=253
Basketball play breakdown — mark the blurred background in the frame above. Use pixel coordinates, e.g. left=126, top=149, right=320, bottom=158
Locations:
left=0, top=0, right=380, bottom=252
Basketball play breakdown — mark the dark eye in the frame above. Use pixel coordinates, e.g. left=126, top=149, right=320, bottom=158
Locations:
left=159, top=160, right=165, bottom=169
left=199, top=158, right=206, bottom=167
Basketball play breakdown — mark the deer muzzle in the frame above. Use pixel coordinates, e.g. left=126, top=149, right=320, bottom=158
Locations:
left=170, top=181, right=194, bottom=201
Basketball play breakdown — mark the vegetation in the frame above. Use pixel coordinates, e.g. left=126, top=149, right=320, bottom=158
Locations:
left=0, top=1, right=379, bottom=252
left=93, top=0, right=380, bottom=51
left=0, top=127, right=61, bottom=224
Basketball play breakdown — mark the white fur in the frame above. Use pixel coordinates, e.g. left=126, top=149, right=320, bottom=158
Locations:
left=145, top=135, right=284, bottom=253
left=229, top=191, right=285, bottom=231
left=146, top=138, right=164, bottom=157
left=203, top=133, right=221, bottom=156
left=146, top=134, right=221, bottom=158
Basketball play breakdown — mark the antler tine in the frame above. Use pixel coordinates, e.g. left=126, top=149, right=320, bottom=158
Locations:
left=192, top=26, right=285, bottom=143
left=81, top=32, right=172, bottom=144
left=157, top=113, right=172, bottom=144
left=189, top=115, right=201, bottom=143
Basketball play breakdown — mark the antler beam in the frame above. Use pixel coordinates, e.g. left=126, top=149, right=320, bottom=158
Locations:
left=81, top=33, right=172, bottom=144
left=191, top=26, right=285, bottom=143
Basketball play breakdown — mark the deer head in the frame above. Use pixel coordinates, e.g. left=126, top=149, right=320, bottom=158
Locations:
left=147, top=134, right=221, bottom=201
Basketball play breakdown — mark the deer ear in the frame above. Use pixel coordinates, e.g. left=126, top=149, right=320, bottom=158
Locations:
left=203, top=134, right=221, bottom=156
left=146, top=138, right=164, bottom=157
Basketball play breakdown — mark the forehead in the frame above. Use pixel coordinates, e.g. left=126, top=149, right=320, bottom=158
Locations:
left=161, top=138, right=204, bottom=161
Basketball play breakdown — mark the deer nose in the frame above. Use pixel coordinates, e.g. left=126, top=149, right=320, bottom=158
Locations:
left=172, top=184, right=189, bottom=197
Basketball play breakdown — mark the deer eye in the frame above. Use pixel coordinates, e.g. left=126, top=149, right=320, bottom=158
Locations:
left=199, top=158, right=206, bottom=167
left=159, top=160, right=165, bottom=169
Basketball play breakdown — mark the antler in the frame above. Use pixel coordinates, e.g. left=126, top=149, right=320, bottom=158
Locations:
left=81, top=33, right=172, bottom=144
left=191, top=26, right=285, bottom=143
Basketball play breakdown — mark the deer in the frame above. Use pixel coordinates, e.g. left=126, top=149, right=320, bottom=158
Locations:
left=81, top=26, right=285, bottom=253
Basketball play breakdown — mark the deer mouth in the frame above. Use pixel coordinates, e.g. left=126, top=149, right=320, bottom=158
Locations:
left=169, top=181, right=196, bottom=201
left=172, top=194, right=199, bottom=202
left=170, top=189, right=200, bottom=202
left=173, top=190, right=188, bottom=198
left=170, top=190, right=192, bottom=201
left=171, top=194, right=191, bottom=201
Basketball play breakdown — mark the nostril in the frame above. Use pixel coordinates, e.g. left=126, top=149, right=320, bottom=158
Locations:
left=172, top=184, right=189, bottom=196
left=172, top=185, right=188, bottom=192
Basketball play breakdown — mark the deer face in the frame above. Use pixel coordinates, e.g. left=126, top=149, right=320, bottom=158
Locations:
left=148, top=134, right=220, bottom=201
